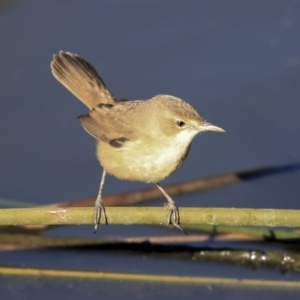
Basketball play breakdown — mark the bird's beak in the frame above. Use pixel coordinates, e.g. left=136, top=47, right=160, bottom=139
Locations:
left=199, top=122, right=225, bottom=132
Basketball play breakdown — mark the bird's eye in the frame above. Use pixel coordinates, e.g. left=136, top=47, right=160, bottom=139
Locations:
left=176, top=120, right=186, bottom=128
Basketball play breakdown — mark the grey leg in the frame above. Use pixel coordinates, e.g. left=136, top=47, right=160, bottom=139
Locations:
left=94, top=169, right=107, bottom=233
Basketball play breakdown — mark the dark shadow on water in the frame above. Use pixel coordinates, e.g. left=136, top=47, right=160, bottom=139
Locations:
left=237, top=163, right=300, bottom=181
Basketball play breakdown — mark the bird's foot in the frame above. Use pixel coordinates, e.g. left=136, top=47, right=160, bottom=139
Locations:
left=165, top=202, right=188, bottom=235
left=94, top=196, right=107, bottom=233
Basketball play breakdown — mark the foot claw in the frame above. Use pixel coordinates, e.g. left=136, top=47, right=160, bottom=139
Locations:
left=165, top=203, right=188, bottom=235
left=93, top=197, right=107, bottom=233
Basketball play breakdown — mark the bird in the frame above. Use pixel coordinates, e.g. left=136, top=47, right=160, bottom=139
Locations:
left=50, top=51, right=225, bottom=233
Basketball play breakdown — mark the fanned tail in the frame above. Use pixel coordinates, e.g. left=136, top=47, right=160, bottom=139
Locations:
left=51, top=51, right=116, bottom=108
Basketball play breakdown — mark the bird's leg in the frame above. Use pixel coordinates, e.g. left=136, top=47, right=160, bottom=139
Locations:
left=156, top=183, right=187, bottom=234
left=94, top=169, right=107, bottom=233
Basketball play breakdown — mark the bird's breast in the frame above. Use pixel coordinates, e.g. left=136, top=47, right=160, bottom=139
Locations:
left=97, top=133, right=192, bottom=183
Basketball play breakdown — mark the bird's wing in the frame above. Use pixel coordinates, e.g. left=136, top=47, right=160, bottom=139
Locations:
left=78, top=102, right=139, bottom=148
left=51, top=51, right=116, bottom=109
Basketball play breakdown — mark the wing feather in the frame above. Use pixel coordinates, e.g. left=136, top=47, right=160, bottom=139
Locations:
left=78, top=103, right=138, bottom=146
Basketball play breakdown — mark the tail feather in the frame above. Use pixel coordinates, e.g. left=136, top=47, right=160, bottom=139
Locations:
left=51, top=51, right=116, bottom=108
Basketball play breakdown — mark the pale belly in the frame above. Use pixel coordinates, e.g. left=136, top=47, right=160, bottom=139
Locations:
left=97, top=138, right=191, bottom=183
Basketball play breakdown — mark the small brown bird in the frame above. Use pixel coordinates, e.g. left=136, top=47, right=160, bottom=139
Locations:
left=51, top=51, right=224, bottom=233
